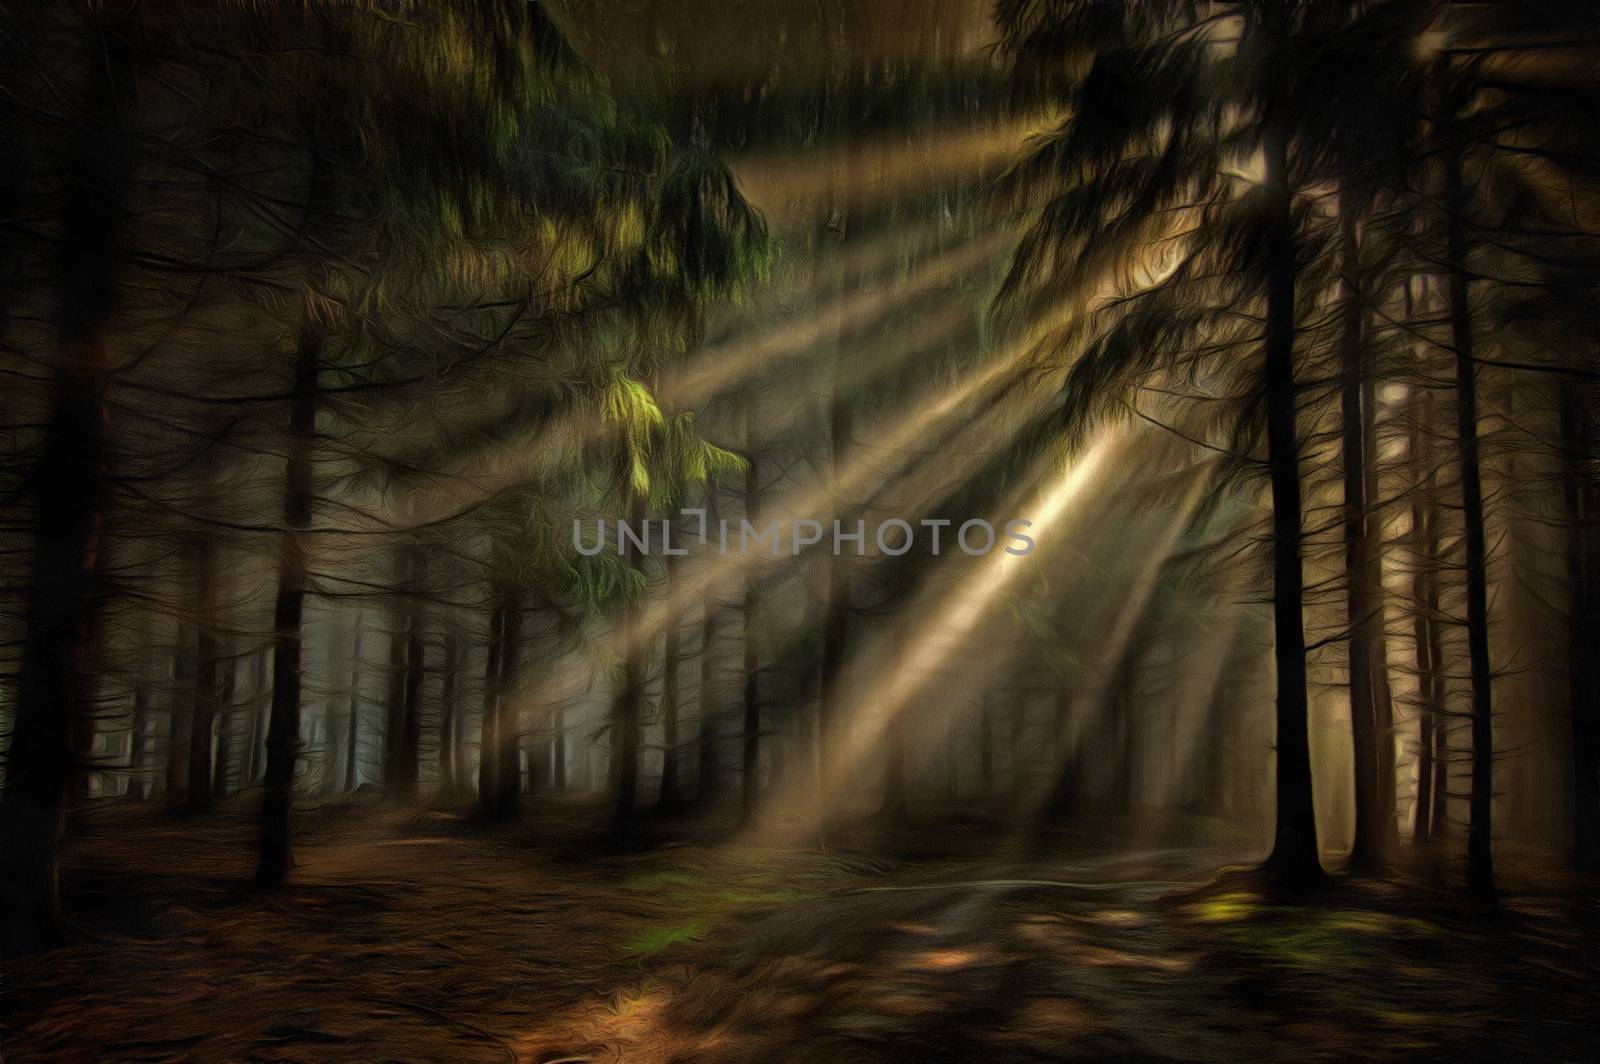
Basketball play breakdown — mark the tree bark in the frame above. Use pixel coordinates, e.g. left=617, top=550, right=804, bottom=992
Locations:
left=343, top=618, right=363, bottom=792
left=741, top=390, right=763, bottom=825
left=254, top=317, right=320, bottom=889
left=477, top=599, right=505, bottom=807
left=212, top=653, right=237, bottom=800
left=611, top=492, right=647, bottom=835
left=1258, top=9, right=1323, bottom=888
left=187, top=537, right=220, bottom=812
left=1561, top=381, right=1600, bottom=872
left=493, top=591, right=524, bottom=818
left=438, top=632, right=459, bottom=796
left=1411, top=389, right=1445, bottom=845
left=657, top=552, right=683, bottom=814
left=1339, top=195, right=1389, bottom=872
left=1442, top=98, right=1496, bottom=904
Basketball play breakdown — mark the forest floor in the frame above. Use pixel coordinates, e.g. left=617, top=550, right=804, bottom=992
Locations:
left=2, top=795, right=1597, bottom=1063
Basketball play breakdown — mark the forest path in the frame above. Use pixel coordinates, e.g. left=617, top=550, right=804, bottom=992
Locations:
left=2, top=799, right=1595, bottom=1063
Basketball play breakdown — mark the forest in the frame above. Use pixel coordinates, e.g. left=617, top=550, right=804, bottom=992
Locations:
left=0, top=0, right=1597, bottom=1060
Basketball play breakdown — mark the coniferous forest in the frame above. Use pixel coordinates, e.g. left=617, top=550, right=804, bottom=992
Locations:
left=2, top=1, right=1599, bottom=1060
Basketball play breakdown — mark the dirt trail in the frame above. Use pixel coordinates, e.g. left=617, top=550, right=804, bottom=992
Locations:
left=3, top=801, right=1595, bottom=1063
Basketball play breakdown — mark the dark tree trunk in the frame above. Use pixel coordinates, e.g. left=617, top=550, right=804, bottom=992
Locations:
left=1411, top=390, right=1445, bottom=846
left=254, top=318, right=320, bottom=889
left=1339, top=195, right=1389, bottom=872
left=611, top=492, right=647, bottom=836
left=1044, top=687, right=1076, bottom=822
left=247, top=644, right=268, bottom=785
left=979, top=692, right=995, bottom=796
left=1115, top=655, right=1138, bottom=815
left=1443, top=106, right=1495, bottom=904
left=187, top=537, right=220, bottom=812
left=695, top=494, right=724, bottom=808
left=741, top=390, right=763, bottom=825
left=127, top=677, right=149, bottom=801
left=1561, top=381, right=1600, bottom=872
left=493, top=592, right=524, bottom=818
left=343, top=618, right=363, bottom=793
left=657, top=553, right=683, bottom=814
left=382, top=548, right=422, bottom=801
left=551, top=704, right=566, bottom=792
left=478, top=599, right=505, bottom=808
left=1258, top=14, right=1323, bottom=889
left=0, top=9, right=132, bottom=952
left=166, top=635, right=194, bottom=810
left=400, top=551, right=427, bottom=798
left=438, top=632, right=459, bottom=796
left=212, top=653, right=237, bottom=800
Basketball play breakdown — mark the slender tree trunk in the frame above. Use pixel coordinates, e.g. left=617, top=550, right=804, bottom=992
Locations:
left=398, top=550, right=426, bottom=798
left=247, top=643, right=268, bottom=785
left=1411, top=390, right=1444, bottom=845
left=657, top=553, right=683, bottom=814
left=1562, top=381, right=1600, bottom=872
left=0, top=8, right=132, bottom=951
left=551, top=704, right=565, bottom=792
left=212, top=653, right=237, bottom=800
left=127, top=677, right=149, bottom=801
left=438, top=632, right=459, bottom=796
left=1443, top=105, right=1496, bottom=904
left=612, top=492, right=647, bottom=835
left=343, top=618, right=363, bottom=792
left=695, top=492, right=723, bottom=807
left=478, top=599, right=505, bottom=808
left=817, top=34, right=863, bottom=808
left=167, top=635, right=193, bottom=810
left=1340, top=196, right=1386, bottom=872
left=1044, top=687, right=1075, bottom=822
left=1115, top=654, right=1138, bottom=814
left=1363, top=318, right=1399, bottom=852
left=1010, top=690, right=1030, bottom=807
left=254, top=317, right=320, bottom=889
left=382, top=548, right=424, bottom=801
left=741, top=390, right=763, bottom=824
left=187, top=537, right=220, bottom=811
left=494, top=592, right=524, bottom=818
left=979, top=692, right=995, bottom=796
left=1258, top=19, right=1323, bottom=887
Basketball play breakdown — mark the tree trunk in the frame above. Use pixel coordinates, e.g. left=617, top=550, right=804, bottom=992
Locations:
left=188, top=537, right=220, bottom=812
left=741, top=390, right=763, bottom=825
left=695, top=492, right=723, bottom=808
left=1411, top=390, right=1445, bottom=845
left=1258, top=18, right=1323, bottom=888
left=382, top=547, right=425, bottom=802
left=254, top=318, right=320, bottom=889
left=438, top=632, right=459, bottom=796
left=1561, top=381, right=1600, bottom=872
left=247, top=643, right=268, bottom=785
left=611, top=491, right=647, bottom=835
left=399, top=550, right=426, bottom=798
left=127, top=677, right=149, bottom=801
left=478, top=599, right=505, bottom=808
left=1044, top=687, right=1075, bottom=822
left=1339, top=195, right=1387, bottom=872
left=212, top=653, right=237, bottom=800
left=343, top=618, right=363, bottom=792
left=1443, top=103, right=1496, bottom=904
left=657, top=553, right=683, bottom=814
left=493, top=591, right=524, bottom=818
left=167, top=635, right=193, bottom=810
left=0, top=8, right=132, bottom=951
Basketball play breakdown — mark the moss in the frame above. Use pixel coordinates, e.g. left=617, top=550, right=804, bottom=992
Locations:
left=626, top=920, right=712, bottom=956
